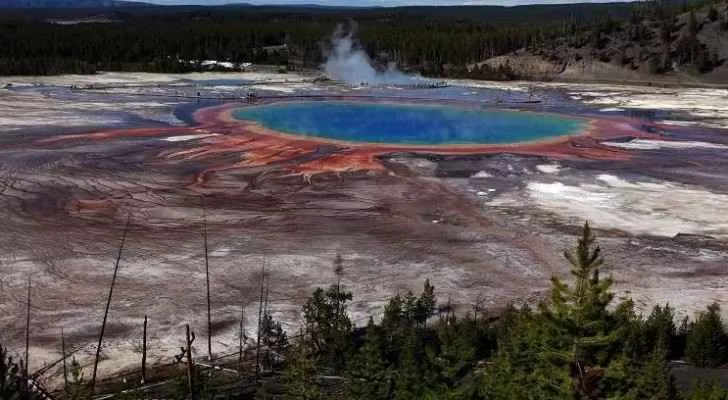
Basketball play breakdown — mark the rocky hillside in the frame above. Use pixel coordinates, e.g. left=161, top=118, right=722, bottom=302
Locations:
left=478, top=1, right=728, bottom=84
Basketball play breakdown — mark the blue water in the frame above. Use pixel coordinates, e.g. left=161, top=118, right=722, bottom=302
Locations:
left=232, top=101, right=584, bottom=145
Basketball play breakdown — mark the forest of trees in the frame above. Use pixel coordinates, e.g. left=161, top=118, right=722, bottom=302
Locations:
left=4, top=222, right=728, bottom=399
left=0, top=7, right=576, bottom=76
left=0, top=0, right=710, bottom=76
left=527, top=0, right=728, bottom=76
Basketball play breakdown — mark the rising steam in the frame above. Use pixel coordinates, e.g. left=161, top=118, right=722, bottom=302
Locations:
left=323, top=23, right=421, bottom=86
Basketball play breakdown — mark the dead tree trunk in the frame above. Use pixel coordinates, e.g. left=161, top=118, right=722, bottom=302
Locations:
left=186, top=324, right=195, bottom=400
left=23, top=276, right=31, bottom=400
left=255, top=266, right=265, bottom=378
left=61, top=328, right=68, bottom=392
left=262, top=285, right=270, bottom=372
left=202, top=196, right=212, bottom=363
left=141, top=315, right=148, bottom=384
left=91, top=217, right=130, bottom=393
left=472, top=295, right=483, bottom=324
left=238, top=305, right=245, bottom=374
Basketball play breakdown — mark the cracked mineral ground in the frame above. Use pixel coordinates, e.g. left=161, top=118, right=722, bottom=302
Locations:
left=2, top=72, right=728, bottom=381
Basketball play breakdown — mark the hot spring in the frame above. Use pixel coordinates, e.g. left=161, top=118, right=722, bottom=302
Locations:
left=232, top=101, right=585, bottom=145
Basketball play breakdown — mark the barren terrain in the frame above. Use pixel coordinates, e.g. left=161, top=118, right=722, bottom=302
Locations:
left=1, top=72, right=728, bottom=385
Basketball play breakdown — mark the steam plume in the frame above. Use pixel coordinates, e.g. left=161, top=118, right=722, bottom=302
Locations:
left=323, top=23, right=420, bottom=86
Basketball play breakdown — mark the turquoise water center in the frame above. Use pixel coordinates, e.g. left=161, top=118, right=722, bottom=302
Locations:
left=232, top=101, right=584, bottom=145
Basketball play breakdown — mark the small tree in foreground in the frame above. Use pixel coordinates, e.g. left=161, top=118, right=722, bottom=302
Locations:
left=541, top=221, right=620, bottom=398
left=483, top=222, right=637, bottom=399
left=67, top=357, right=91, bottom=400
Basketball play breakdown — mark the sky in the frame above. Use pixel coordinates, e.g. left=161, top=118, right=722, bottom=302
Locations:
left=145, top=0, right=628, bottom=6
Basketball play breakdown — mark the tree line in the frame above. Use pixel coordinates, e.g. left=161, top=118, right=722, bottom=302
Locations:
left=0, top=1, right=707, bottom=76
left=276, top=223, right=728, bottom=400
left=4, top=222, right=728, bottom=399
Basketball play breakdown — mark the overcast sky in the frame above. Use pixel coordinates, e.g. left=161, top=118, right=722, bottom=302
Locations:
left=146, top=0, right=628, bottom=6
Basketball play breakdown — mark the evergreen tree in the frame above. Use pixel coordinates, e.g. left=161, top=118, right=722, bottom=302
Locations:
left=482, top=223, right=657, bottom=399
left=302, top=285, right=353, bottom=372
left=540, top=221, right=620, bottom=398
left=632, top=345, right=677, bottom=400
left=345, top=319, right=391, bottom=400
left=429, top=313, right=481, bottom=399
left=612, top=298, right=644, bottom=361
left=402, top=291, right=419, bottom=325
left=644, top=304, right=677, bottom=359
left=283, top=332, right=321, bottom=400
left=686, top=10, right=701, bottom=65
left=393, top=329, right=426, bottom=400
left=659, top=18, right=673, bottom=70
left=260, top=311, right=289, bottom=371
left=433, top=313, right=473, bottom=383
left=686, top=302, right=728, bottom=368
left=381, top=294, right=407, bottom=365
left=687, top=380, right=728, bottom=400
left=414, top=279, right=437, bottom=327
left=481, top=311, right=573, bottom=400
left=675, top=316, right=690, bottom=360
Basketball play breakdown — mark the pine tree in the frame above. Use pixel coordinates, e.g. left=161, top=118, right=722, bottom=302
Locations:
left=414, top=279, right=437, bottom=327
left=659, top=18, right=673, bottom=70
left=675, top=316, right=690, bottom=360
left=284, top=333, right=320, bottom=400
left=480, top=353, right=533, bottom=400
left=540, top=221, right=619, bottom=398
left=261, top=311, right=288, bottom=371
left=644, top=304, right=677, bottom=359
left=687, top=10, right=700, bottom=65
left=612, top=298, right=644, bottom=361
left=381, top=294, right=406, bottom=364
left=393, top=329, right=425, bottom=400
left=481, top=311, right=572, bottom=400
left=429, top=313, right=481, bottom=399
left=632, top=345, right=677, bottom=400
left=686, top=303, right=728, bottom=368
left=433, top=313, right=474, bottom=384
left=302, top=285, right=353, bottom=372
left=344, top=319, right=390, bottom=400
left=402, top=291, right=419, bottom=325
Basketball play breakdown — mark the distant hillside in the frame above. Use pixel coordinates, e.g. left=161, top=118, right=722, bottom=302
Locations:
left=0, top=0, right=712, bottom=78
left=478, top=1, right=728, bottom=84
left=0, top=1, right=657, bottom=23
left=0, top=0, right=148, bottom=7
left=390, top=2, right=642, bottom=25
